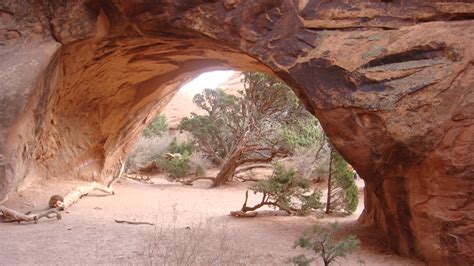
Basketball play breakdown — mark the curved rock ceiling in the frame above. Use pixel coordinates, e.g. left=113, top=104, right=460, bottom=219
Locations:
left=0, top=1, right=473, bottom=264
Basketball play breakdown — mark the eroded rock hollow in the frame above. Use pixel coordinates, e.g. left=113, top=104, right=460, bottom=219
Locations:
left=0, top=1, right=472, bottom=264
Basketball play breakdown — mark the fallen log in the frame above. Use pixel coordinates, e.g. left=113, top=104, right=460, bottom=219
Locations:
left=235, top=176, right=261, bottom=182
left=60, top=182, right=114, bottom=209
left=229, top=210, right=258, bottom=217
left=235, top=164, right=272, bottom=175
left=1, top=160, right=120, bottom=225
left=178, top=176, right=216, bottom=186
left=115, top=219, right=154, bottom=226
left=126, top=174, right=154, bottom=184
left=0, top=205, right=61, bottom=224
left=229, top=210, right=290, bottom=217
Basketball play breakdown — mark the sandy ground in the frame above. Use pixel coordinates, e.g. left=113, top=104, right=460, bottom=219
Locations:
left=0, top=176, right=424, bottom=265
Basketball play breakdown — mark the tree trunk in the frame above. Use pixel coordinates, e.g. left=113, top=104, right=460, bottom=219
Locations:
left=326, top=150, right=333, bottom=214
left=214, top=157, right=240, bottom=186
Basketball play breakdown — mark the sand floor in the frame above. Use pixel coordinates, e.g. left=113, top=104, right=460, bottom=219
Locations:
left=0, top=176, right=425, bottom=265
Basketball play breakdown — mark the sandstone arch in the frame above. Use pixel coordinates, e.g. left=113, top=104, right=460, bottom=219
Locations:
left=0, top=1, right=472, bottom=264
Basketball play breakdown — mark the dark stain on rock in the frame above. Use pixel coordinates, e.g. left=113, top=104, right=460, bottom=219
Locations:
left=361, top=45, right=447, bottom=69
left=288, top=58, right=357, bottom=108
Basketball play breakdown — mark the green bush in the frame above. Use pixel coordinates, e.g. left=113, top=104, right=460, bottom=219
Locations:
left=143, top=114, right=169, bottom=138
left=246, top=163, right=323, bottom=215
left=127, top=135, right=174, bottom=172
left=195, top=163, right=207, bottom=177
left=168, top=137, right=194, bottom=155
left=331, top=151, right=358, bottom=214
left=281, top=119, right=321, bottom=153
left=160, top=150, right=192, bottom=179
left=292, top=222, right=360, bottom=266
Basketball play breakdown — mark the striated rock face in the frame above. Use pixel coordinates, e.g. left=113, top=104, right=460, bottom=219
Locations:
left=0, top=1, right=472, bottom=264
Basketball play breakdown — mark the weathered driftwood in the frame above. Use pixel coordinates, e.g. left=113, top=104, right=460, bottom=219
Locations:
left=235, top=164, right=272, bottom=175
left=0, top=205, right=61, bottom=224
left=1, top=162, right=119, bottom=225
left=126, top=174, right=154, bottom=184
left=179, top=176, right=217, bottom=186
left=0, top=181, right=113, bottom=225
left=229, top=210, right=258, bottom=217
left=229, top=190, right=293, bottom=218
left=107, top=158, right=126, bottom=188
left=115, top=219, right=154, bottom=226
left=229, top=210, right=290, bottom=217
left=61, top=182, right=114, bottom=209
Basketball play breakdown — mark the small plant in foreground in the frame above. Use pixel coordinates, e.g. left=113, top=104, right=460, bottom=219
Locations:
left=292, top=222, right=360, bottom=266
left=140, top=210, right=247, bottom=265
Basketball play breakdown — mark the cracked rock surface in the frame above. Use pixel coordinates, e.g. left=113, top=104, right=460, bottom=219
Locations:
left=0, top=1, right=472, bottom=264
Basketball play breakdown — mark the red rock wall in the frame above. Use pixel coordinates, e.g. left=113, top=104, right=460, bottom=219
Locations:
left=0, top=1, right=472, bottom=264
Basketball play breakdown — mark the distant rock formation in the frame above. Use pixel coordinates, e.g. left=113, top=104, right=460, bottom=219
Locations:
left=162, top=72, right=243, bottom=129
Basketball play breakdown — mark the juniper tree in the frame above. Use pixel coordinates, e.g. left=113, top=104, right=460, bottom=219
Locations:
left=179, top=72, right=310, bottom=186
left=325, top=146, right=358, bottom=214
left=292, top=222, right=360, bottom=266
left=231, top=163, right=323, bottom=216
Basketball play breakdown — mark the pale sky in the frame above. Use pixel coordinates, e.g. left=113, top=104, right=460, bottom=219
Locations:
left=180, top=70, right=235, bottom=93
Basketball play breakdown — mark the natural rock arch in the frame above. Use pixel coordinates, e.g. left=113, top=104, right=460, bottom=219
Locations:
left=0, top=1, right=472, bottom=265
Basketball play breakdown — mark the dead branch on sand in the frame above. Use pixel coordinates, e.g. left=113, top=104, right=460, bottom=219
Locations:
left=0, top=206, right=61, bottom=224
left=60, top=182, right=114, bottom=209
left=107, top=158, right=126, bottom=188
left=0, top=182, right=113, bottom=225
left=125, top=174, right=154, bottom=184
left=115, top=219, right=154, bottom=226
left=229, top=190, right=292, bottom=218
left=235, top=164, right=272, bottom=175
left=0, top=159, right=122, bottom=225
left=229, top=210, right=290, bottom=217
left=178, top=176, right=217, bottom=186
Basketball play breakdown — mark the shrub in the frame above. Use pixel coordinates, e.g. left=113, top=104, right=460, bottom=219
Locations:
left=280, top=119, right=321, bottom=153
left=292, top=222, right=360, bottom=266
left=189, top=151, right=212, bottom=177
left=143, top=114, right=168, bottom=138
left=127, top=132, right=199, bottom=176
left=326, top=149, right=359, bottom=214
left=141, top=210, right=247, bottom=265
left=168, top=137, right=194, bottom=155
left=159, top=150, right=193, bottom=179
left=127, top=135, right=175, bottom=171
left=233, top=163, right=323, bottom=216
left=285, top=144, right=330, bottom=182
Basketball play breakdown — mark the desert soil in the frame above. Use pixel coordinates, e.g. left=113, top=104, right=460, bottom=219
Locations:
left=0, top=176, right=424, bottom=265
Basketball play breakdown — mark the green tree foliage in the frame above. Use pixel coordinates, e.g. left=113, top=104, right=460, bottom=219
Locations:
left=325, top=147, right=358, bottom=214
left=168, top=137, right=194, bottom=155
left=280, top=118, right=321, bottom=153
left=143, top=114, right=169, bottom=138
left=179, top=88, right=238, bottom=164
left=179, top=72, right=311, bottom=186
left=292, top=222, right=360, bottom=266
left=234, top=164, right=323, bottom=215
left=159, top=150, right=192, bottom=179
